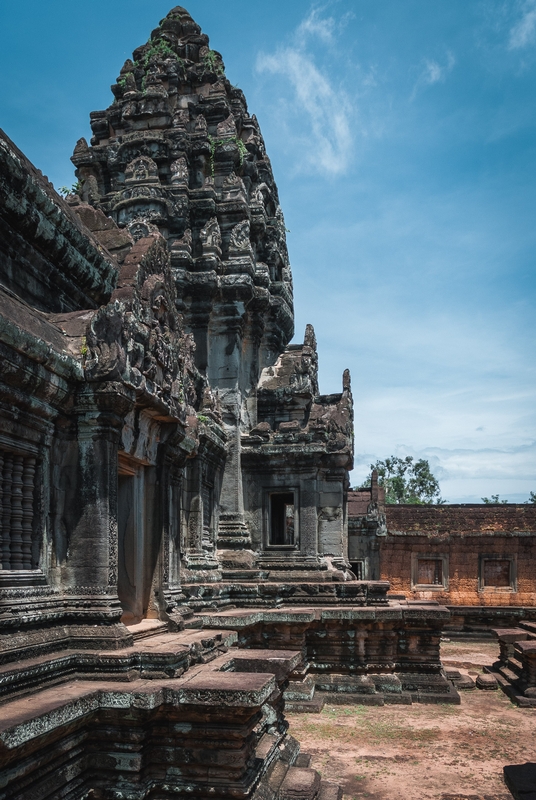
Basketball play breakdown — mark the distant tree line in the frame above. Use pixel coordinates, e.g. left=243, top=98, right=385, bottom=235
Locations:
left=356, top=456, right=536, bottom=506
left=482, top=492, right=536, bottom=504
left=356, top=456, right=444, bottom=505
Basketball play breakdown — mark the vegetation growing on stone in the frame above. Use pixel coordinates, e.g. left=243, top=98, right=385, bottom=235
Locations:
left=143, top=38, right=176, bottom=67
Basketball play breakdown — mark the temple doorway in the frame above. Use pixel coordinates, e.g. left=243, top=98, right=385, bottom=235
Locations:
left=117, top=454, right=147, bottom=624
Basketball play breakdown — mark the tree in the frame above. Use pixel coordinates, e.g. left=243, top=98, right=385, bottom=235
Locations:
left=525, top=491, right=536, bottom=505
left=358, top=456, right=444, bottom=505
left=481, top=495, right=508, bottom=504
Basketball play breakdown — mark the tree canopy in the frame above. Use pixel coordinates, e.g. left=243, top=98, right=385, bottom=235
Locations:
left=481, top=494, right=508, bottom=504
left=358, top=456, right=444, bottom=505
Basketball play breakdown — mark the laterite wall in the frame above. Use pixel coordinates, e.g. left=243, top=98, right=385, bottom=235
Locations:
left=381, top=504, right=536, bottom=607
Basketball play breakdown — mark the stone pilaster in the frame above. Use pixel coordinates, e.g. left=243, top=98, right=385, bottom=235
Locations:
left=60, top=381, right=135, bottom=644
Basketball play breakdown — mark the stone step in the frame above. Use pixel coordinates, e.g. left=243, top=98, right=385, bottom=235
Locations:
left=412, top=690, right=460, bottom=704
left=279, top=766, right=321, bottom=800
left=383, top=692, right=413, bottom=704
left=317, top=691, right=385, bottom=706
left=371, top=674, right=403, bottom=694
left=295, top=753, right=312, bottom=768
left=519, top=622, right=536, bottom=636
left=285, top=676, right=316, bottom=701
left=444, top=669, right=476, bottom=690
left=221, top=570, right=267, bottom=581
left=457, top=675, right=476, bottom=690
left=126, top=619, right=168, bottom=641
left=318, top=781, right=343, bottom=800
left=507, top=656, right=524, bottom=676
left=314, top=674, right=376, bottom=694
left=476, top=673, right=498, bottom=690
left=263, top=571, right=337, bottom=583
left=285, top=697, right=325, bottom=713
left=498, top=664, right=521, bottom=684
left=504, top=763, right=536, bottom=800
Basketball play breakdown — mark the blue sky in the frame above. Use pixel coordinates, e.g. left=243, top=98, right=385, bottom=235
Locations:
left=1, top=0, right=535, bottom=501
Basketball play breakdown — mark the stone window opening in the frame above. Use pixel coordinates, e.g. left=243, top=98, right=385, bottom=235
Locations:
left=411, top=554, right=448, bottom=590
left=0, top=448, right=38, bottom=572
left=268, top=492, right=297, bottom=548
left=479, top=555, right=516, bottom=592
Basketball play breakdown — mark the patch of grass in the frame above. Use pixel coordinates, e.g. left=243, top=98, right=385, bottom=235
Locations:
left=298, top=709, right=441, bottom=747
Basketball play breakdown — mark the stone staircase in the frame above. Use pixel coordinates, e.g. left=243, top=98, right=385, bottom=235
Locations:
left=489, top=623, right=536, bottom=707
left=254, top=745, right=342, bottom=800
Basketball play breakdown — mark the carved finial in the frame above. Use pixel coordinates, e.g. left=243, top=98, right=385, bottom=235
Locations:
left=167, top=5, right=190, bottom=16
left=73, top=138, right=89, bottom=158
left=304, top=324, right=316, bottom=351
left=343, top=369, right=351, bottom=392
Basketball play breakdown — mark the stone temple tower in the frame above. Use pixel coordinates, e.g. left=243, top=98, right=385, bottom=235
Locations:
left=72, top=6, right=354, bottom=588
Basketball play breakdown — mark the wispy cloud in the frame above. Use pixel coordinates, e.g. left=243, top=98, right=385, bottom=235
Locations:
left=297, top=6, right=337, bottom=45
left=509, top=0, right=536, bottom=49
left=411, top=51, right=456, bottom=100
left=256, top=6, right=353, bottom=176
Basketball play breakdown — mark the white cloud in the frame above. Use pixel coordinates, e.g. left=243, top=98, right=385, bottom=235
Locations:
left=256, top=6, right=354, bottom=176
left=509, top=0, right=536, bottom=49
left=411, top=51, right=456, bottom=99
left=352, top=443, right=536, bottom=503
left=297, top=6, right=337, bottom=45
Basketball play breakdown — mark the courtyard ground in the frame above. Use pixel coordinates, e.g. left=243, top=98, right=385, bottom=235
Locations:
left=286, top=639, right=535, bottom=800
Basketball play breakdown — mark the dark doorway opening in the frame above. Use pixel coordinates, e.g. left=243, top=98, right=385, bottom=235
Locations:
left=117, top=457, right=145, bottom=625
left=269, top=492, right=295, bottom=546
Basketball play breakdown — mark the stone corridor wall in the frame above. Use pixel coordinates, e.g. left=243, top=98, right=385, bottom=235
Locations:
left=349, top=494, right=536, bottom=626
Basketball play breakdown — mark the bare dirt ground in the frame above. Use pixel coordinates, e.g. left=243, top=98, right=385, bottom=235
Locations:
left=286, top=639, right=536, bottom=800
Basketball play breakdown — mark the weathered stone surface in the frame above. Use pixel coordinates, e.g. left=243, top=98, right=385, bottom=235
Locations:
left=476, top=673, right=498, bottom=690
left=504, top=763, right=536, bottom=800
left=348, top=486, right=536, bottom=637
left=0, top=6, right=464, bottom=799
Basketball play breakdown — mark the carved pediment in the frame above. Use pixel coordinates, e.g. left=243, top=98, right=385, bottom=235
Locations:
left=84, top=236, right=199, bottom=418
left=125, top=156, right=160, bottom=185
left=200, top=217, right=222, bottom=252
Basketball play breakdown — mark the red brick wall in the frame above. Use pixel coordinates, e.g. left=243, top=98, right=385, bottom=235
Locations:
left=380, top=505, right=536, bottom=606
left=386, top=504, right=536, bottom=534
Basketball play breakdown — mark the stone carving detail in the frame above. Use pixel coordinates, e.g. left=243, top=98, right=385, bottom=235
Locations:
left=291, top=324, right=319, bottom=395
left=229, top=220, right=251, bottom=253
left=252, top=184, right=267, bottom=207
left=209, top=80, right=226, bottom=96
left=125, top=157, right=160, bottom=185
left=127, top=219, right=160, bottom=241
left=216, top=114, right=237, bottom=139
left=194, top=115, right=207, bottom=134
left=122, top=71, right=137, bottom=94
left=172, top=228, right=192, bottom=252
left=222, top=173, right=247, bottom=203
left=85, top=237, right=199, bottom=419
left=172, top=109, right=189, bottom=128
left=200, top=382, right=222, bottom=422
left=0, top=449, right=36, bottom=570
left=170, top=157, right=188, bottom=185
left=200, top=217, right=222, bottom=251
